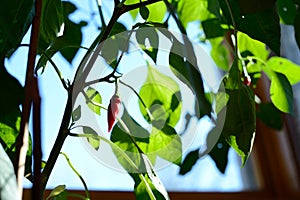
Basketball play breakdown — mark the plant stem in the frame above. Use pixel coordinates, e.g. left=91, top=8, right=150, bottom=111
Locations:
left=40, top=89, right=73, bottom=196
left=60, top=152, right=90, bottom=199
left=14, top=0, right=42, bottom=197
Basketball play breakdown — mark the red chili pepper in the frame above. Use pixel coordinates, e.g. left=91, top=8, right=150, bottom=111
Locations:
left=243, top=76, right=251, bottom=86
left=107, top=94, right=121, bottom=132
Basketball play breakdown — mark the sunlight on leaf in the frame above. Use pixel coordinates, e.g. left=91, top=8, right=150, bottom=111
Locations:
left=149, top=125, right=182, bottom=165
left=270, top=72, right=294, bottom=115
left=85, top=87, right=102, bottom=115
left=46, top=185, right=66, bottom=200
left=139, top=65, right=182, bottom=127
left=82, top=126, right=100, bottom=150
left=267, top=57, right=300, bottom=85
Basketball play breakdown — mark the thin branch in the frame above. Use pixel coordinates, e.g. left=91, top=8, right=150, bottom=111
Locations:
left=38, top=48, right=69, bottom=90
left=162, top=0, right=186, bottom=34
left=60, top=152, right=90, bottom=199
left=19, top=44, right=69, bottom=90
left=225, top=0, right=238, bottom=57
left=97, top=0, right=107, bottom=29
left=32, top=77, right=42, bottom=200
left=119, top=80, right=154, bottom=121
left=14, top=0, right=42, bottom=197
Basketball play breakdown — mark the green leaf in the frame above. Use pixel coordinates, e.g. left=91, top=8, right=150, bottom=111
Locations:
left=85, top=87, right=102, bottom=116
left=277, top=0, right=297, bottom=25
left=223, top=85, right=256, bottom=166
left=134, top=172, right=169, bottom=200
left=201, top=18, right=226, bottom=39
left=110, top=22, right=127, bottom=36
left=0, top=111, right=32, bottom=177
left=140, top=6, right=150, bottom=20
left=0, top=0, right=34, bottom=56
left=238, top=32, right=270, bottom=61
left=149, top=125, right=182, bottom=166
left=82, top=126, right=100, bottom=150
left=0, top=65, right=24, bottom=112
left=177, top=0, right=217, bottom=28
left=72, top=105, right=81, bottom=122
left=126, top=0, right=167, bottom=22
left=209, top=37, right=230, bottom=71
left=135, top=27, right=159, bottom=63
left=269, top=72, right=294, bottom=114
left=208, top=136, right=230, bottom=174
left=267, top=57, right=300, bottom=85
left=46, top=185, right=66, bottom=200
left=40, top=0, right=64, bottom=44
left=169, top=37, right=211, bottom=118
left=219, top=0, right=280, bottom=55
left=37, top=2, right=87, bottom=71
left=179, top=148, right=199, bottom=175
left=139, top=65, right=182, bottom=127
left=110, top=108, right=149, bottom=172
left=257, top=102, right=283, bottom=130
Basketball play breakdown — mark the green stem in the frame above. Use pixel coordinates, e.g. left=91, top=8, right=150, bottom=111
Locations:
left=69, top=133, right=140, bottom=173
left=119, top=80, right=154, bottom=121
left=60, top=152, right=90, bottom=200
left=242, top=56, right=274, bottom=78
left=69, top=132, right=156, bottom=199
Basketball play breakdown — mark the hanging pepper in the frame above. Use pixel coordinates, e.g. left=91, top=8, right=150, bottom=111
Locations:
left=107, top=94, right=121, bottom=132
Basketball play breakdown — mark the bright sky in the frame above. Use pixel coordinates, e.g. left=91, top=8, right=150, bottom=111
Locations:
left=4, top=0, right=257, bottom=192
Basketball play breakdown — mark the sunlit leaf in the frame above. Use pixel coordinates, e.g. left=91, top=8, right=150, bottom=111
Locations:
left=177, top=0, right=217, bottom=28
left=270, top=72, right=294, bottom=114
left=149, top=125, right=182, bottom=165
left=85, top=87, right=102, bottom=116
left=267, top=57, right=300, bottom=85
left=139, top=65, right=182, bottom=127
left=238, top=32, right=270, bottom=61
left=82, top=126, right=100, bottom=150
left=0, top=111, right=33, bottom=175
left=126, top=0, right=167, bottom=22
left=111, top=108, right=149, bottom=172
left=132, top=154, right=169, bottom=200
left=46, top=185, right=66, bottom=200
left=209, top=37, right=230, bottom=71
